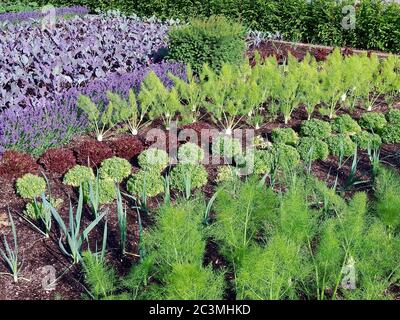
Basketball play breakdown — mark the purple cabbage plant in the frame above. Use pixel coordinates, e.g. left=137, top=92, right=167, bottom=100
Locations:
left=0, top=12, right=171, bottom=111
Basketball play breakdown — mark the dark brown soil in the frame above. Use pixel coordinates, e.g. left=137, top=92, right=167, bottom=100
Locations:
left=249, top=40, right=397, bottom=63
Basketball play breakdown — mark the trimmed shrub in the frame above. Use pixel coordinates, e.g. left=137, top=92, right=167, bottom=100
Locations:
left=138, top=148, right=170, bottom=172
left=39, top=148, right=76, bottom=175
left=327, top=134, right=357, bottom=157
left=177, top=143, right=205, bottom=165
left=359, top=112, right=387, bottom=132
left=63, top=165, right=95, bottom=187
left=380, top=124, right=400, bottom=144
left=126, top=170, right=164, bottom=197
left=99, top=157, right=132, bottom=183
left=16, top=173, right=46, bottom=200
left=170, top=164, right=208, bottom=191
left=386, top=109, right=400, bottom=125
left=297, top=137, right=330, bottom=161
left=352, top=131, right=382, bottom=150
left=212, top=135, right=242, bottom=159
left=300, top=119, right=332, bottom=139
left=167, top=16, right=246, bottom=73
left=271, top=128, right=299, bottom=146
left=332, top=114, right=361, bottom=135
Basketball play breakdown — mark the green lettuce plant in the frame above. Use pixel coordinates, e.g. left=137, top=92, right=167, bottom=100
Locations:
left=138, top=148, right=170, bottom=172
left=327, top=134, right=357, bottom=157
left=170, top=164, right=208, bottom=194
left=212, top=135, right=242, bottom=159
left=359, top=112, right=387, bottom=132
left=300, top=119, right=332, bottom=139
left=16, top=174, right=46, bottom=200
left=352, top=131, right=382, bottom=150
left=63, top=165, right=95, bottom=187
left=99, top=156, right=132, bottom=183
left=126, top=170, right=164, bottom=198
left=386, top=108, right=400, bottom=125
left=298, top=137, right=330, bottom=161
left=271, top=128, right=299, bottom=146
left=332, top=114, right=361, bottom=135
left=380, top=124, right=400, bottom=144
left=177, top=143, right=205, bottom=165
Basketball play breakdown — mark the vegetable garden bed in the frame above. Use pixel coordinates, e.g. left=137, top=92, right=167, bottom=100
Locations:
left=1, top=7, right=400, bottom=301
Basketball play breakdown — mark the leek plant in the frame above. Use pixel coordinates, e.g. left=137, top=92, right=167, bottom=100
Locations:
left=116, top=185, right=127, bottom=254
left=50, top=186, right=108, bottom=264
left=0, top=211, right=22, bottom=283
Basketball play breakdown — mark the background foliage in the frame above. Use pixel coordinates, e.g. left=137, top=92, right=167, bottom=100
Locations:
left=33, top=0, right=400, bottom=53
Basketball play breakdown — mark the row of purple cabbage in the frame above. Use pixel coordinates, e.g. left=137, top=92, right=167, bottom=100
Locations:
left=0, top=6, right=90, bottom=23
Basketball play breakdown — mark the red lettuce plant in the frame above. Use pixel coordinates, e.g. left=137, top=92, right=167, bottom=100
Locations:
left=39, top=148, right=76, bottom=175
left=74, top=140, right=114, bottom=168
left=107, top=136, right=144, bottom=160
left=0, top=150, right=38, bottom=178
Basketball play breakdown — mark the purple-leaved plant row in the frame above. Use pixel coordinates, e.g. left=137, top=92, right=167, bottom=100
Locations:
left=0, top=6, right=90, bottom=23
left=0, top=12, right=171, bottom=111
left=0, top=61, right=187, bottom=158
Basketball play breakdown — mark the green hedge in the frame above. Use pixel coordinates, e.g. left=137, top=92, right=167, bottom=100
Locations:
left=39, top=0, right=400, bottom=53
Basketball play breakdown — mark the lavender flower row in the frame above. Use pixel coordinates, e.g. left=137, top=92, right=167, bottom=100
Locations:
left=0, top=61, right=187, bottom=157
